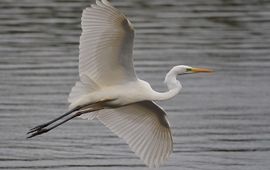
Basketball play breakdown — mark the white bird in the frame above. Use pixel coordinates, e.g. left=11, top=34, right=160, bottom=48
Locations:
left=27, top=0, right=212, bottom=167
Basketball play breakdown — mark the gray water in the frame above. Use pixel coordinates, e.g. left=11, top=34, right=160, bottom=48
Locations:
left=1, top=0, right=270, bottom=169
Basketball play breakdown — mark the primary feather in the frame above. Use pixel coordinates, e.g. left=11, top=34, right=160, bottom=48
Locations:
left=97, top=101, right=173, bottom=168
left=79, top=0, right=137, bottom=86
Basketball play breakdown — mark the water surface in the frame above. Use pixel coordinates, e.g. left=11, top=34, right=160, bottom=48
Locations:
left=1, top=0, right=270, bottom=169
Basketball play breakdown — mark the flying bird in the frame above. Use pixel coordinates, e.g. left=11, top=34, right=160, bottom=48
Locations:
left=27, top=0, right=212, bottom=167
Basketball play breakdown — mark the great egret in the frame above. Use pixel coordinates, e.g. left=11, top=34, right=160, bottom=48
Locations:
left=27, top=0, right=212, bottom=167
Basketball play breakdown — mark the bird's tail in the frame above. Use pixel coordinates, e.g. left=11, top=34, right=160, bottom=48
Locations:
left=68, top=74, right=100, bottom=104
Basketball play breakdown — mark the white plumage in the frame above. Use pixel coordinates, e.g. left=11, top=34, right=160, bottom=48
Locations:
left=79, top=0, right=136, bottom=86
left=27, top=0, right=213, bottom=167
left=97, top=101, right=172, bottom=167
left=69, top=1, right=173, bottom=167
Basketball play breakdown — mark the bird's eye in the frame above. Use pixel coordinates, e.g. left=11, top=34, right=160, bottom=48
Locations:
left=186, top=68, right=192, bottom=72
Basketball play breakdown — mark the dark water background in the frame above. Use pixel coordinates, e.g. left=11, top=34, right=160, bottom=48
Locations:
left=1, top=0, right=270, bottom=169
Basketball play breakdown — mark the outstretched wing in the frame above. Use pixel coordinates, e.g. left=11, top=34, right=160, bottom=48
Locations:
left=79, top=0, right=137, bottom=86
left=97, top=101, right=173, bottom=168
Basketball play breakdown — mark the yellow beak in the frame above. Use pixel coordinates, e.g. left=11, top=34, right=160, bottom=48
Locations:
left=191, top=67, right=213, bottom=73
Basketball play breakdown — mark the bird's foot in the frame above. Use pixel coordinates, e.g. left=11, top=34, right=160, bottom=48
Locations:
left=27, top=128, right=49, bottom=138
left=27, top=123, right=49, bottom=134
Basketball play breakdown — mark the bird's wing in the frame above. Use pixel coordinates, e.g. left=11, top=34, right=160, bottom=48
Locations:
left=79, top=0, right=137, bottom=86
left=96, top=101, right=173, bottom=168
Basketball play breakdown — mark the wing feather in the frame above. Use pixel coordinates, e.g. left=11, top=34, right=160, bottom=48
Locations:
left=97, top=101, right=173, bottom=168
left=79, top=0, right=137, bottom=86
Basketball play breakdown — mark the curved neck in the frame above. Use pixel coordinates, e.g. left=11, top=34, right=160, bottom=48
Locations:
left=151, top=68, right=182, bottom=101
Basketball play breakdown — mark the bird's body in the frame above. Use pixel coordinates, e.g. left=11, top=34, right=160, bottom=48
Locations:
left=69, top=79, right=153, bottom=109
left=27, top=0, right=212, bottom=167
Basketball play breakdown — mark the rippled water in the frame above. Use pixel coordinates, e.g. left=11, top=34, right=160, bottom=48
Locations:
left=1, top=0, right=270, bottom=169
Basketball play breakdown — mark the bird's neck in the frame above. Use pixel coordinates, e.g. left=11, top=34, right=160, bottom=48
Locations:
left=151, top=69, right=182, bottom=101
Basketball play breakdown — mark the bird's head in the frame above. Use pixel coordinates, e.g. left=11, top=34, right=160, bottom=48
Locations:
left=174, top=65, right=213, bottom=75
left=165, top=65, right=213, bottom=88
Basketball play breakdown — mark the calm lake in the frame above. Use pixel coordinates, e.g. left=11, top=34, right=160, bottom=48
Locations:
left=1, top=0, right=270, bottom=169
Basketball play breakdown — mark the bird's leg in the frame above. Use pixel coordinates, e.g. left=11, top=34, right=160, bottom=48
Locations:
left=27, top=106, right=81, bottom=134
left=27, top=104, right=103, bottom=138
left=27, top=110, right=86, bottom=138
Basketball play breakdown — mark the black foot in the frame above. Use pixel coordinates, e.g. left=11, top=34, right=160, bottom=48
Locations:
left=27, top=123, right=49, bottom=134
left=27, top=128, right=49, bottom=138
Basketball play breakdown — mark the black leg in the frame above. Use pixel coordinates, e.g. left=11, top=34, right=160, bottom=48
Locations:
left=26, top=107, right=101, bottom=138
left=27, top=106, right=81, bottom=134
left=27, top=111, right=83, bottom=138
